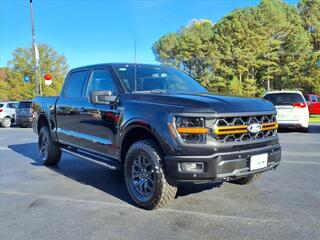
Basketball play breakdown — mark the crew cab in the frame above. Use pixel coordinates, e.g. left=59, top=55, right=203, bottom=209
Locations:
left=32, top=63, right=281, bottom=209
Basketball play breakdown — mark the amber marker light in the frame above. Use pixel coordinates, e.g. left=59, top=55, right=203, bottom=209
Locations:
left=177, top=127, right=209, bottom=134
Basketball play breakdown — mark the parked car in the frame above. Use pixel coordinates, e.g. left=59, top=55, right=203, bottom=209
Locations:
left=16, top=100, right=33, bottom=127
left=0, top=101, right=18, bottom=127
left=303, top=94, right=320, bottom=115
left=263, top=90, right=309, bottom=132
left=32, top=63, right=281, bottom=209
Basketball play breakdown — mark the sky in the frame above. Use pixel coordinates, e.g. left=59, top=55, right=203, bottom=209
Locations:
left=1, top=0, right=299, bottom=69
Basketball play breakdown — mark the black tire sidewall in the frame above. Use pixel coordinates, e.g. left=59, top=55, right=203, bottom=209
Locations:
left=124, top=141, right=164, bottom=208
left=38, top=126, right=61, bottom=165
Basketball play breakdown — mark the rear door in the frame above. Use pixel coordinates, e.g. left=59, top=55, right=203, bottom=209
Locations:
left=75, top=67, right=120, bottom=158
left=6, top=102, right=16, bottom=118
left=56, top=69, right=90, bottom=145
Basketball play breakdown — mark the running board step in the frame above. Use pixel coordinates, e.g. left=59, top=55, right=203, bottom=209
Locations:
left=60, top=148, right=120, bottom=170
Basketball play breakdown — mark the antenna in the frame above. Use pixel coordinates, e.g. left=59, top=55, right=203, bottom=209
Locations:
left=134, top=38, right=137, bottom=92
left=134, top=38, right=137, bottom=64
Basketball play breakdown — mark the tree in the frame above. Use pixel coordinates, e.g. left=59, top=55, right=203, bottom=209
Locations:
left=153, top=20, right=218, bottom=90
left=228, top=76, right=243, bottom=96
left=298, top=0, right=320, bottom=51
left=0, top=44, right=68, bottom=101
left=153, top=0, right=320, bottom=96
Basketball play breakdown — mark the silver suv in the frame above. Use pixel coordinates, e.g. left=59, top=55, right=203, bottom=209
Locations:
left=0, top=101, right=18, bottom=128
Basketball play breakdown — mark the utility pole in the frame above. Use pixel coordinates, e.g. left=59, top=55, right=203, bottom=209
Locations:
left=29, top=0, right=42, bottom=96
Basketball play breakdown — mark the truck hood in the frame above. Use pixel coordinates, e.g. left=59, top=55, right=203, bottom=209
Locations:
left=132, top=93, right=275, bottom=113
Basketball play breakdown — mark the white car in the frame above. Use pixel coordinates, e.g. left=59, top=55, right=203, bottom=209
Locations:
left=263, top=91, right=309, bottom=132
left=0, top=101, right=18, bottom=128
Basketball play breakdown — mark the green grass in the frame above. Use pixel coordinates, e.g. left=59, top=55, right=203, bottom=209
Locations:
left=310, top=115, right=320, bottom=123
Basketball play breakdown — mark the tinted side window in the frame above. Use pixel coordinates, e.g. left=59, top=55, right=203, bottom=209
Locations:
left=8, top=103, right=17, bottom=108
left=64, top=70, right=89, bottom=98
left=86, top=69, right=118, bottom=96
left=311, top=95, right=318, bottom=102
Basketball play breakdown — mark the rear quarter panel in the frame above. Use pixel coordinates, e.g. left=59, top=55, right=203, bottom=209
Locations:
left=32, top=96, right=58, bottom=140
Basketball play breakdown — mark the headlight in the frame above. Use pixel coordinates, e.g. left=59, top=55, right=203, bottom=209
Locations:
left=175, top=116, right=208, bottom=143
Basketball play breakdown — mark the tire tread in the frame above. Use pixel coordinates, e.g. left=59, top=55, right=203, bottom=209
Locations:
left=39, top=126, right=61, bottom=166
left=125, top=139, right=177, bottom=209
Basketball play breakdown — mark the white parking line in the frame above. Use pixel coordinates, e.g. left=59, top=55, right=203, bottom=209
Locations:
left=282, top=160, right=320, bottom=165
left=0, top=190, right=280, bottom=223
left=280, top=140, right=320, bottom=144
left=283, top=152, right=320, bottom=157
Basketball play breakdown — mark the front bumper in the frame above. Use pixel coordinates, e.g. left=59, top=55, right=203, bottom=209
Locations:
left=165, top=144, right=281, bottom=182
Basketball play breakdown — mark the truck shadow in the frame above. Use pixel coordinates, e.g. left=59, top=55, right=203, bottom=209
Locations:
left=8, top=143, right=220, bottom=207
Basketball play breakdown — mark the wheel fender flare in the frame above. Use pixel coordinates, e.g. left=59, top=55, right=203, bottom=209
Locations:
left=120, top=118, right=171, bottom=157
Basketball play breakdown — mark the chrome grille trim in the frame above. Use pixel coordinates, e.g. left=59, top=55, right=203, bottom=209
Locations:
left=207, top=113, right=278, bottom=143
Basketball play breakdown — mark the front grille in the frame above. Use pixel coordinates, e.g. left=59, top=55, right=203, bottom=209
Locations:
left=208, top=114, right=277, bottom=143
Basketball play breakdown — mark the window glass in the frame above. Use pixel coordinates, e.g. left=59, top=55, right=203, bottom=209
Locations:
left=263, top=93, right=305, bottom=105
left=18, top=101, right=32, bottom=108
left=86, top=69, right=118, bottom=96
left=303, top=95, right=309, bottom=101
left=7, top=103, right=16, bottom=108
left=311, top=95, right=318, bottom=102
left=0, top=104, right=4, bottom=108
left=114, top=64, right=207, bottom=93
left=64, top=70, right=88, bottom=98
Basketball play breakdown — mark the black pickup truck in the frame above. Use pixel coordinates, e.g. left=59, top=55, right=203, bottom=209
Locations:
left=32, top=63, right=281, bottom=209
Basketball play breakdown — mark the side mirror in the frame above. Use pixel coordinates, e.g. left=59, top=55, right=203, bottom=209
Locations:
left=89, top=90, right=117, bottom=105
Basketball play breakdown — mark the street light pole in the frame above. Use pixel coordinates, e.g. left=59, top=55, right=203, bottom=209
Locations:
left=29, top=0, right=42, bottom=96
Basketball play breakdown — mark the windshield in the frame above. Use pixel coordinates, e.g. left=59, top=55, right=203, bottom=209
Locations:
left=18, top=101, right=32, bottom=108
left=264, top=93, right=305, bottom=105
left=114, top=64, right=208, bottom=93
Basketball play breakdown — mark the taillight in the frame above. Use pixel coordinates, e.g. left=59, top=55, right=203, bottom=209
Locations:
left=0, top=109, right=3, bottom=112
left=292, top=102, right=306, bottom=108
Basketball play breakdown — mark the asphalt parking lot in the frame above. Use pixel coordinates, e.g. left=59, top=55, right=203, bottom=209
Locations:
left=0, top=126, right=320, bottom=240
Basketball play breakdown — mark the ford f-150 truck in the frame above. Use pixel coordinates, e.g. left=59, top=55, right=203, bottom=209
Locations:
left=32, top=63, right=281, bottom=209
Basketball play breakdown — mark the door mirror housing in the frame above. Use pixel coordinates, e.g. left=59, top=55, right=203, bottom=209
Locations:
left=89, top=90, right=117, bottom=105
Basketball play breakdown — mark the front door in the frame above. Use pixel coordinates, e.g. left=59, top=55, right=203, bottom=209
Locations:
left=76, top=67, right=120, bottom=159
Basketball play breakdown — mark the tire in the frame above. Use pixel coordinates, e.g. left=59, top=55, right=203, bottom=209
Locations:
left=229, top=173, right=263, bottom=185
left=1, top=117, right=11, bottom=128
left=38, top=126, right=61, bottom=166
left=124, top=140, right=177, bottom=209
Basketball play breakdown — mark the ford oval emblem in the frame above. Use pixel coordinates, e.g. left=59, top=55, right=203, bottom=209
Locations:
left=247, top=123, right=262, bottom=133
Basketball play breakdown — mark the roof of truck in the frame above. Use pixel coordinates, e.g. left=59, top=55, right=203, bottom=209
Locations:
left=70, top=63, right=161, bottom=71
